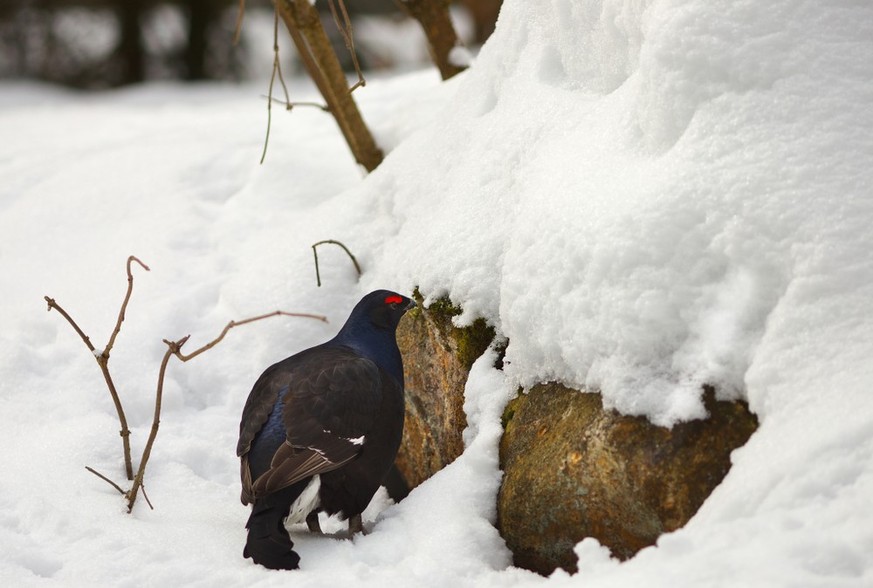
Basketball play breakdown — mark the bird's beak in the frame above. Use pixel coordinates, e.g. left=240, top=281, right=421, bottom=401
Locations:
left=405, top=298, right=417, bottom=312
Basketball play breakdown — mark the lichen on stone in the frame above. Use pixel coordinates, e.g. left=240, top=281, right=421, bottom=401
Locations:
left=410, top=288, right=497, bottom=371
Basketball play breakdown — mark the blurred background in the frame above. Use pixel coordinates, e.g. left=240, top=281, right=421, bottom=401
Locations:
left=0, top=0, right=502, bottom=89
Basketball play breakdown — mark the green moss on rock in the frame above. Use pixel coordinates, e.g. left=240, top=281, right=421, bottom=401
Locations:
left=394, top=289, right=497, bottom=489
left=410, top=288, right=496, bottom=371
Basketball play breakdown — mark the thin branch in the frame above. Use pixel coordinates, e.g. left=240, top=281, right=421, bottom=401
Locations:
left=261, top=10, right=294, bottom=165
left=125, top=310, right=327, bottom=512
left=85, top=466, right=126, bottom=495
left=274, top=40, right=291, bottom=105
left=124, top=338, right=176, bottom=512
left=261, top=11, right=280, bottom=164
left=141, top=484, right=154, bottom=510
left=261, top=95, right=329, bottom=112
left=173, top=311, right=328, bottom=363
left=311, top=239, right=363, bottom=287
left=45, top=255, right=150, bottom=481
left=273, top=0, right=383, bottom=171
left=44, top=296, right=96, bottom=352
left=49, top=255, right=328, bottom=513
left=326, top=0, right=366, bottom=93
left=105, top=256, right=150, bottom=358
left=233, top=0, right=247, bottom=45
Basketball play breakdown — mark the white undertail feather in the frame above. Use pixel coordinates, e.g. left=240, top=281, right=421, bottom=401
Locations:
left=286, top=475, right=321, bottom=525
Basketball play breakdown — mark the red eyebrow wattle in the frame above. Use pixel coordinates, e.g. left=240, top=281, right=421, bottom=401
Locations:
left=384, top=295, right=403, bottom=304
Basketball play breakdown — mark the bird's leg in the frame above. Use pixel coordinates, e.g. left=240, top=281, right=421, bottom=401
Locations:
left=306, top=511, right=322, bottom=534
left=348, top=513, right=367, bottom=536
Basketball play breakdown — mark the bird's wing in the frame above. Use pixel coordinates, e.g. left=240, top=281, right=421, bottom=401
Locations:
left=238, top=364, right=290, bottom=505
left=237, top=362, right=285, bottom=459
left=242, top=346, right=384, bottom=502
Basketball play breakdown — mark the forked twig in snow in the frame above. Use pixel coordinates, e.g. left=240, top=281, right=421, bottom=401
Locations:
left=124, top=309, right=327, bottom=512
left=311, top=239, right=363, bottom=287
left=45, top=255, right=150, bottom=480
left=47, top=255, right=328, bottom=513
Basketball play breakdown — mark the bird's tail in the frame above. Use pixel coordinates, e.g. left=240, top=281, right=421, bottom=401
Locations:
left=243, top=483, right=308, bottom=570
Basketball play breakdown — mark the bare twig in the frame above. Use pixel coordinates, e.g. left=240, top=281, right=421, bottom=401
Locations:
left=274, top=30, right=291, bottom=105
left=262, top=95, right=329, bottom=111
left=125, top=310, right=327, bottom=512
left=105, top=256, right=150, bottom=357
left=326, top=0, right=366, bottom=93
left=311, top=239, right=363, bottom=287
left=172, top=311, right=328, bottom=363
left=273, top=0, right=383, bottom=171
left=45, top=255, right=149, bottom=481
left=261, top=10, right=286, bottom=165
left=49, top=255, right=328, bottom=513
left=85, top=466, right=126, bottom=495
left=141, top=484, right=154, bottom=510
left=233, top=0, right=247, bottom=45
left=124, top=337, right=178, bottom=512
left=44, top=297, right=96, bottom=352
left=260, top=6, right=344, bottom=162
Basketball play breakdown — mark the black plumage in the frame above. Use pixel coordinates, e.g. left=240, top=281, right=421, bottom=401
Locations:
left=237, top=290, right=414, bottom=570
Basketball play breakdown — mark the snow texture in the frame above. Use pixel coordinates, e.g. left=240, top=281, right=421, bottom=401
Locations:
left=1, top=1, right=872, bottom=586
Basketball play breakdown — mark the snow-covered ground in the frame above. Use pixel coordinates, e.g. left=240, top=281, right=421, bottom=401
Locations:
left=2, top=1, right=872, bottom=586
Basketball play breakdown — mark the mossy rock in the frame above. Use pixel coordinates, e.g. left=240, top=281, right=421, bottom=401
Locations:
left=497, top=383, right=758, bottom=575
left=394, top=289, right=496, bottom=489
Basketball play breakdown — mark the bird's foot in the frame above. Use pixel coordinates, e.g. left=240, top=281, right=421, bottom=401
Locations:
left=243, top=537, right=301, bottom=570
left=306, top=511, right=323, bottom=534
left=348, top=513, right=368, bottom=537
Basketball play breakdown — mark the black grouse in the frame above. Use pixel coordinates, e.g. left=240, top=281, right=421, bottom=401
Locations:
left=237, top=290, right=414, bottom=570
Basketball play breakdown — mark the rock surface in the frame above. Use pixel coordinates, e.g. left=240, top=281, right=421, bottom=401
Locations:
left=497, top=382, right=759, bottom=575
left=393, top=295, right=759, bottom=576
left=394, top=293, right=496, bottom=489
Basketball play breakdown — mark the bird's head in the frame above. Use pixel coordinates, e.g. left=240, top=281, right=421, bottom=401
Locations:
left=352, top=290, right=416, bottom=332
left=332, top=290, right=415, bottom=384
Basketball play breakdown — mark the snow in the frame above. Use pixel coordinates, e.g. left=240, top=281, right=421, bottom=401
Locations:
left=2, top=0, right=873, bottom=586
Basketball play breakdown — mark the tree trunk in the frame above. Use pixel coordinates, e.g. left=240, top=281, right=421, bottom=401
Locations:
left=185, top=0, right=216, bottom=81
left=397, top=0, right=466, bottom=80
left=462, top=0, right=502, bottom=44
left=273, top=0, right=383, bottom=172
left=116, top=0, right=145, bottom=84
